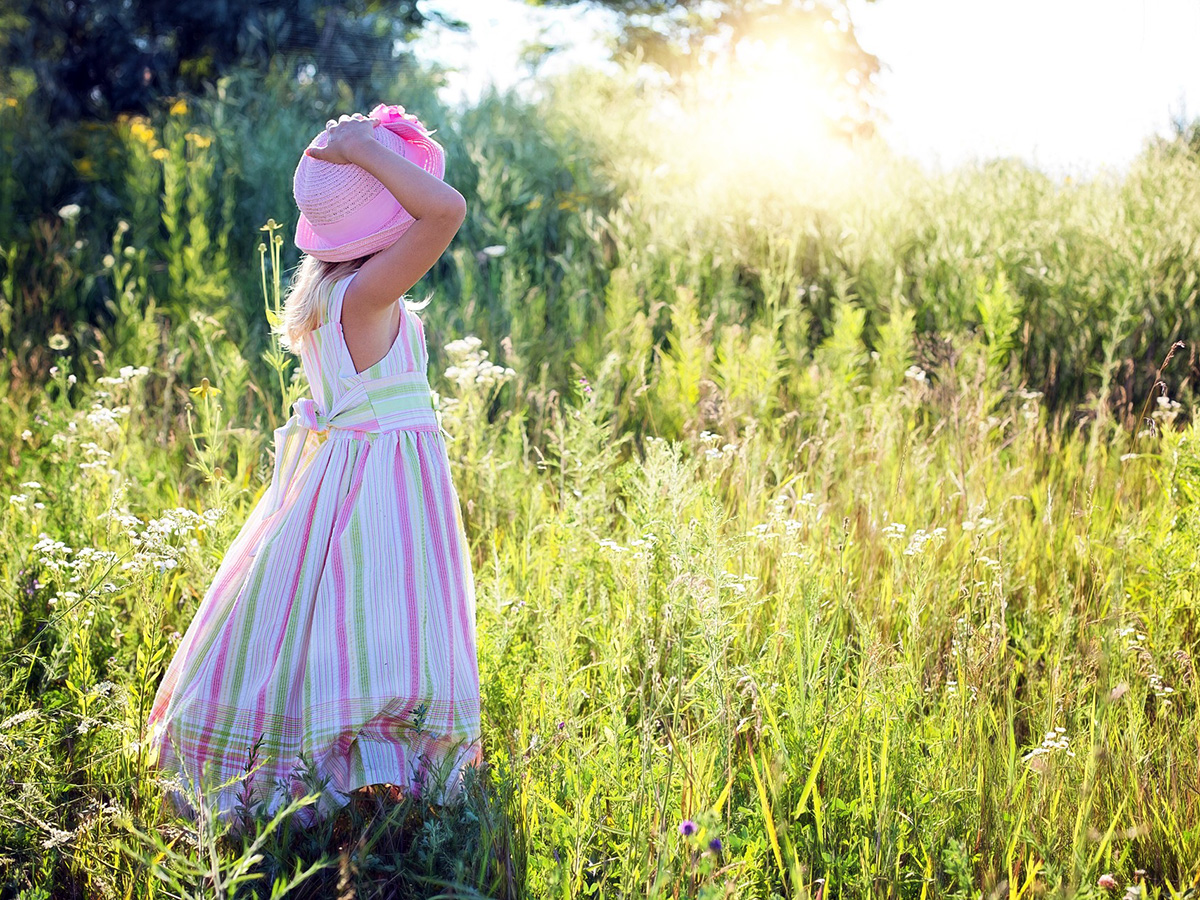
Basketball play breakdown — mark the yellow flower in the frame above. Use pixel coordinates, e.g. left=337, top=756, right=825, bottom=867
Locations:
left=4, top=98, right=16, bottom=108
left=189, top=377, right=221, bottom=398
left=152, top=148, right=169, bottom=161
left=76, top=158, right=94, bottom=176
left=184, top=132, right=212, bottom=149
left=130, top=121, right=157, bottom=147
left=170, top=98, right=188, bottom=116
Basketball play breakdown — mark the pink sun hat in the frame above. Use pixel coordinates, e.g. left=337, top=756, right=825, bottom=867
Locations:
left=292, top=103, right=446, bottom=262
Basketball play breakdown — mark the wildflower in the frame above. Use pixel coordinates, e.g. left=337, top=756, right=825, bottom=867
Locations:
left=189, top=377, right=221, bottom=399
left=1024, top=727, right=1075, bottom=761
left=41, top=826, right=75, bottom=850
left=1148, top=672, right=1175, bottom=698
left=557, top=720, right=565, bottom=730
left=442, top=339, right=516, bottom=389
left=481, top=245, right=506, bottom=257
left=152, top=148, right=169, bottom=161
left=102, top=254, right=115, bottom=268
left=709, top=837, right=723, bottom=853
left=678, top=819, right=697, bottom=837
left=904, top=527, right=945, bottom=556
left=1155, top=394, right=1181, bottom=410
left=129, top=121, right=157, bottom=147
left=184, top=131, right=212, bottom=149
left=1098, top=874, right=1118, bottom=890
left=58, top=203, right=81, bottom=221
left=904, top=365, right=927, bottom=383
left=169, top=98, right=188, bottom=116
left=0, top=709, right=39, bottom=730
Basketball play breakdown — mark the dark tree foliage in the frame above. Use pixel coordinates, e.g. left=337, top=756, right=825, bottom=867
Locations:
left=0, top=0, right=442, bottom=123
left=527, top=0, right=883, bottom=140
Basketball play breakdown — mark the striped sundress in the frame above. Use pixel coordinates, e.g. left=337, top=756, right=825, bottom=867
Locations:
left=145, top=271, right=482, bottom=825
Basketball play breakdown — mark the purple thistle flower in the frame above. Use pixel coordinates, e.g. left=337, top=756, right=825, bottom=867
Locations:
left=709, top=837, right=723, bottom=853
left=678, top=819, right=697, bottom=836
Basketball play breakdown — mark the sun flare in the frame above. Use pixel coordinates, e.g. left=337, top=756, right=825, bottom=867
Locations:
left=647, top=26, right=863, bottom=197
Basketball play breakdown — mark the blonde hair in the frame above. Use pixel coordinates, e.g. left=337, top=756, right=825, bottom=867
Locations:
left=276, top=252, right=373, bottom=353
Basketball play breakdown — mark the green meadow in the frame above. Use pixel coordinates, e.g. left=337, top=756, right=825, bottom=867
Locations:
left=1, top=59, right=1199, bottom=898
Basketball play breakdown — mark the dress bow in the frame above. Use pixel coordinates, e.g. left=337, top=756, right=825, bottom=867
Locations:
left=293, top=397, right=328, bottom=433
left=261, top=396, right=331, bottom=518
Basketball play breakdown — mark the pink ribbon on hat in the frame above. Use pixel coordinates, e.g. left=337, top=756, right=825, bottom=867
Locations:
left=368, top=102, right=431, bottom=134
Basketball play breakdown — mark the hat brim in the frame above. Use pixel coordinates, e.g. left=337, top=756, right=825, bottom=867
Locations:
left=294, top=120, right=447, bottom=262
left=296, top=206, right=418, bottom=262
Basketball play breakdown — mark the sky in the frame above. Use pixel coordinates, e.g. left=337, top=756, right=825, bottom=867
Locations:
left=411, top=0, right=1200, bottom=179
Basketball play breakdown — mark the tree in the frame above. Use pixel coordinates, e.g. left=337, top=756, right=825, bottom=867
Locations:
left=0, top=0, right=453, bottom=123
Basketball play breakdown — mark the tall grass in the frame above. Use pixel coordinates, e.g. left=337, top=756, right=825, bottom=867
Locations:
left=0, top=59, right=1198, bottom=899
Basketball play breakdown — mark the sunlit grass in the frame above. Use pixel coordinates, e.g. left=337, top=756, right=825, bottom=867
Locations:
left=1, top=59, right=1199, bottom=899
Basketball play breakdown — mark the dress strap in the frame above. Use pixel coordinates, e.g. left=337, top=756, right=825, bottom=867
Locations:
left=325, top=270, right=358, bottom=329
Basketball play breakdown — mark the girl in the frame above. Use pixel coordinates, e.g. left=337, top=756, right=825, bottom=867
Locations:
left=145, top=106, right=482, bottom=826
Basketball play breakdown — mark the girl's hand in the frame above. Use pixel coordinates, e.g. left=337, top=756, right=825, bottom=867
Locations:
left=305, top=113, right=380, bottom=165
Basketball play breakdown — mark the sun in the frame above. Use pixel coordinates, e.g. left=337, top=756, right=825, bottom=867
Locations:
left=726, top=35, right=837, bottom=155
left=647, top=26, right=862, bottom=196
